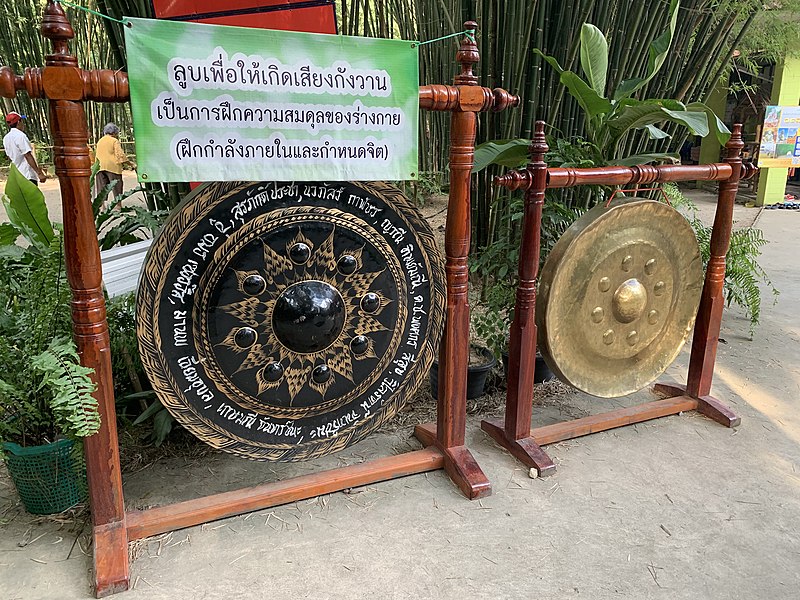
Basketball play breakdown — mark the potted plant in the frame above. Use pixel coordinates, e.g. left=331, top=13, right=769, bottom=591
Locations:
left=429, top=345, right=497, bottom=400
left=0, top=166, right=100, bottom=514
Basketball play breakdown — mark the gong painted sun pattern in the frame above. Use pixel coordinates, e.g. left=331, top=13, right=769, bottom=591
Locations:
left=215, top=227, right=391, bottom=402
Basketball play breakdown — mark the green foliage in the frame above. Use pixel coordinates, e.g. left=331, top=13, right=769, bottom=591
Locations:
left=470, top=199, right=582, bottom=354
left=132, top=394, right=174, bottom=446
left=470, top=195, right=523, bottom=283
left=399, top=171, right=444, bottom=206
left=90, top=164, right=169, bottom=250
left=30, top=338, right=99, bottom=438
left=477, top=10, right=729, bottom=178
left=737, top=2, right=800, bottom=67
left=0, top=185, right=100, bottom=444
left=105, top=292, right=147, bottom=402
left=664, top=183, right=778, bottom=336
left=612, top=0, right=680, bottom=100
left=415, top=171, right=444, bottom=198
left=0, top=237, right=99, bottom=445
left=473, top=139, right=531, bottom=173
left=471, top=282, right=515, bottom=358
left=1, top=165, right=54, bottom=250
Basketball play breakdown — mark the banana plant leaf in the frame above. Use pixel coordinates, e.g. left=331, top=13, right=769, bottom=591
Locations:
left=614, top=0, right=680, bottom=100
left=0, top=222, right=21, bottom=245
left=687, top=101, right=731, bottom=146
left=1, top=164, right=54, bottom=250
left=609, top=153, right=680, bottom=166
left=472, top=139, right=530, bottom=173
left=579, top=23, right=609, bottom=96
left=534, top=50, right=613, bottom=119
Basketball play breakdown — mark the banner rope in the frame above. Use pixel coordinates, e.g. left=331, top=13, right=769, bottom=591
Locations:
left=52, top=5, right=475, bottom=42
left=413, top=29, right=476, bottom=48
left=58, top=0, right=131, bottom=27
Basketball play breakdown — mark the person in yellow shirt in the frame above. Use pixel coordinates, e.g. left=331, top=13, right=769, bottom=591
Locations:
left=95, top=122, right=128, bottom=202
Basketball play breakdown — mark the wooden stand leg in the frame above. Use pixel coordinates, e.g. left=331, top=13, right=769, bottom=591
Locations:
left=480, top=419, right=555, bottom=475
left=654, top=127, right=745, bottom=430
left=412, top=27, right=491, bottom=499
left=41, top=11, right=131, bottom=592
left=48, top=95, right=130, bottom=595
left=686, top=126, right=745, bottom=400
left=415, top=423, right=491, bottom=499
left=479, top=122, right=555, bottom=477
left=93, top=522, right=129, bottom=597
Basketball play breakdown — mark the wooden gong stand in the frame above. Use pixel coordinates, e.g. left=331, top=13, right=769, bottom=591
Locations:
left=478, top=120, right=757, bottom=476
left=0, top=4, right=517, bottom=595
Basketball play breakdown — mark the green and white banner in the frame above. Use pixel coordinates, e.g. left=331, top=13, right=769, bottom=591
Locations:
left=125, top=18, right=419, bottom=182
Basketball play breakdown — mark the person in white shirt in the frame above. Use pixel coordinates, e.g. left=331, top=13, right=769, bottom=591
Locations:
left=3, top=111, right=47, bottom=185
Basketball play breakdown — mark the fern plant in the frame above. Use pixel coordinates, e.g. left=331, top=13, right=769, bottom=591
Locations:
left=664, top=183, right=778, bottom=336
left=0, top=166, right=100, bottom=446
left=30, top=338, right=100, bottom=438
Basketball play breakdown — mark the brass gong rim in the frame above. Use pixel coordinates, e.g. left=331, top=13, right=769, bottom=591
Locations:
left=536, top=198, right=703, bottom=398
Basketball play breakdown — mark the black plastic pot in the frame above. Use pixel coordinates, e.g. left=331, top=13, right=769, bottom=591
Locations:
left=502, top=351, right=556, bottom=384
left=429, top=346, right=497, bottom=399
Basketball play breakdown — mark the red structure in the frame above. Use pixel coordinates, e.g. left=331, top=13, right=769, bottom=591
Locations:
left=151, top=0, right=337, bottom=32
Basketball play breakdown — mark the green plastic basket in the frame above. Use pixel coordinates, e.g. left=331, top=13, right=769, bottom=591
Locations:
left=3, top=439, right=87, bottom=515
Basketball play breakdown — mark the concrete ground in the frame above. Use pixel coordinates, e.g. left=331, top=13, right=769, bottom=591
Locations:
left=1, top=189, right=799, bottom=599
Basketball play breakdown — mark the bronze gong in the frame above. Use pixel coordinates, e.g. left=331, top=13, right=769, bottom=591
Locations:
left=536, top=198, right=703, bottom=398
left=137, top=181, right=444, bottom=461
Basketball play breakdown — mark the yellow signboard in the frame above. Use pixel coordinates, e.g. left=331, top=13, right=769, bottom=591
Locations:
left=758, top=105, right=800, bottom=168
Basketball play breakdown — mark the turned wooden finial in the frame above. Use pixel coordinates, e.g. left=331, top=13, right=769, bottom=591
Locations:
left=494, top=169, right=532, bottom=191
left=724, top=123, right=744, bottom=156
left=529, top=120, right=548, bottom=164
left=42, top=1, right=77, bottom=66
left=491, top=88, right=520, bottom=112
left=740, top=161, right=759, bottom=181
left=0, top=66, right=21, bottom=99
left=454, top=21, right=479, bottom=86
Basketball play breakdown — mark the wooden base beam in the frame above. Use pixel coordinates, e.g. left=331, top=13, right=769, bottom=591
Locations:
left=414, top=423, right=492, bottom=499
left=529, top=396, right=699, bottom=446
left=126, top=448, right=443, bottom=540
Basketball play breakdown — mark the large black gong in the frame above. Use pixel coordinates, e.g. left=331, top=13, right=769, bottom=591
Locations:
left=137, top=181, right=444, bottom=461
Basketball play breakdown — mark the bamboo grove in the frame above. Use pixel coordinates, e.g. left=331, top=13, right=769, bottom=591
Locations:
left=338, top=0, right=799, bottom=246
left=0, top=0, right=134, bottom=150
left=3, top=1, right=799, bottom=242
